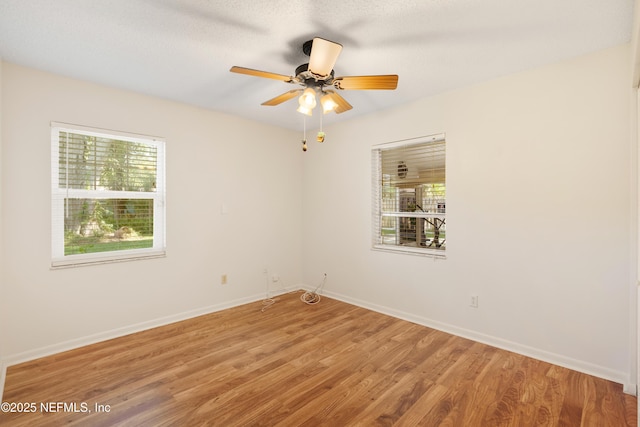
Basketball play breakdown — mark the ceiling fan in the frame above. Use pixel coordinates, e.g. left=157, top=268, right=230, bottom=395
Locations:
left=230, top=37, right=398, bottom=116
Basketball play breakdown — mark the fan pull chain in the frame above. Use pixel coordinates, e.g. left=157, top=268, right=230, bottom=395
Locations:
left=301, top=116, right=308, bottom=152
left=317, top=104, right=325, bottom=143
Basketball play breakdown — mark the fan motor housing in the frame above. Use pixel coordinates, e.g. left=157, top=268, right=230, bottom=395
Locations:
left=295, top=63, right=310, bottom=77
left=295, top=63, right=334, bottom=86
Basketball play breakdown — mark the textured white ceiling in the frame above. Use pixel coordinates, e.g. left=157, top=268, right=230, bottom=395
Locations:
left=0, top=0, right=634, bottom=130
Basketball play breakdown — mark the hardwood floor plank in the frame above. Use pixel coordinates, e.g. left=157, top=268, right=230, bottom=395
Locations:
left=0, top=292, right=635, bottom=426
left=279, top=325, right=436, bottom=426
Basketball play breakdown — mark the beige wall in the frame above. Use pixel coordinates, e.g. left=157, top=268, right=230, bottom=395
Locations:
left=1, top=43, right=637, bottom=392
left=0, top=63, right=303, bottom=361
left=301, top=44, right=635, bottom=386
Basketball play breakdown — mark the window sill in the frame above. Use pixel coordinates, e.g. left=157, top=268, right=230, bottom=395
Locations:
left=51, top=250, right=166, bottom=269
left=372, top=245, right=446, bottom=259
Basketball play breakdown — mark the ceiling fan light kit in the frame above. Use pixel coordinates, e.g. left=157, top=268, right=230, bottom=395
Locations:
left=296, top=104, right=313, bottom=117
left=299, top=88, right=317, bottom=109
left=320, top=93, right=338, bottom=113
left=230, top=37, right=398, bottom=149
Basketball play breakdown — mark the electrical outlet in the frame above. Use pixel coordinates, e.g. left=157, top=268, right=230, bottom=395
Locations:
left=221, top=274, right=227, bottom=285
left=470, top=295, right=478, bottom=308
left=271, top=275, right=279, bottom=283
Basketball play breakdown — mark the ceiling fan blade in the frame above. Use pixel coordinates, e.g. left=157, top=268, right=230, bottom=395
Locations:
left=325, top=90, right=352, bottom=114
left=308, top=38, right=343, bottom=77
left=261, top=89, right=302, bottom=106
left=230, top=66, right=293, bottom=82
left=334, top=75, right=399, bottom=90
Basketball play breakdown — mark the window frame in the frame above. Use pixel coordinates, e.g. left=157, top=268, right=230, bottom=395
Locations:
left=51, top=122, right=166, bottom=268
left=371, top=134, right=446, bottom=258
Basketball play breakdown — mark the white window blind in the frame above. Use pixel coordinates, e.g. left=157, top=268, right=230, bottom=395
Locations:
left=51, top=123, right=166, bottom=267
left=372, top=134, right=446, bottom=257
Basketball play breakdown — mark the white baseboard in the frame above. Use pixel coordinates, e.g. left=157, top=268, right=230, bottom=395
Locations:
left=623, top=383, right=638, bottom=395
left=322, top=289, right=636, bottom=395
left=2, top=292, right=271, bottom=370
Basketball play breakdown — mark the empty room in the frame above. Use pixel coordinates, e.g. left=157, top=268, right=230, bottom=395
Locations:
left=1, top=0, right=639, bottom=425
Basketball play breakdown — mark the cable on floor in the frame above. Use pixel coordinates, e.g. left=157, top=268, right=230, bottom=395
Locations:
left=261, top=297, right=279, bottom=312
left=261, top=268, right=277, bottom=312
left=300, top=273, right=327, bottom=305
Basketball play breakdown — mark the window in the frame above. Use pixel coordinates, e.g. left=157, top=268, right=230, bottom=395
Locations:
left=372, top=134, right=446, bottom=257
left=51, top=123, right=166, bottom=267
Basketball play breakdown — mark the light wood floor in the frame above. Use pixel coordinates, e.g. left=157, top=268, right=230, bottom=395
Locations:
left=1, top=292, right=636, bottom=426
